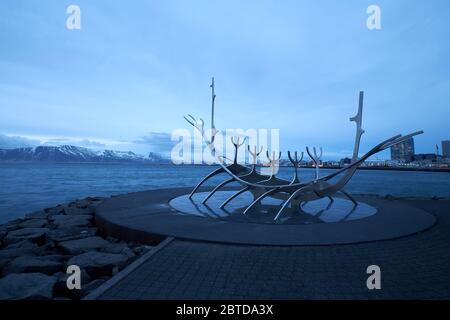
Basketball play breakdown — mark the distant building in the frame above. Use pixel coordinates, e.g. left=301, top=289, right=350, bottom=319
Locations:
left=442, top=140, right=450, bottom=158
left=390, top=137, right=415, bottom=163
left=413, top=153, right=438, bottom=162
left=339, top=157, right=352, bottom=166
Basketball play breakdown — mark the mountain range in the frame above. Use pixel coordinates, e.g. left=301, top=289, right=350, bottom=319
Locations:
left=0, top=145, right=169, bottom=163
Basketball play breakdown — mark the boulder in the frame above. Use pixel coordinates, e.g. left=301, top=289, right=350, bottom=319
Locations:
left=105, top=236, right=119, bottom=243
left=76, top=197, right=104, bottom=207
left=121, top=247, right=136, bottom=259
left=101, top=242, right=136, bottom=259
left=18, top=219, right=47, bottom=229
left=4, top=239, right=39, bottom=251
left=58, top=236, right=109, bottom=255
left=0, top=229, right=6, bottom=242
left=0, top=258, right=10, bottom=271
left=64, top=206, right=95, bottom=215
left=100, top=242, right=129, bottom=254
left=67, top=251, right=129, bottom=277
left=37, top=241, right=58, bottom=255
left=1, top=219, right=23, bottom=232
left=45, top=205, right=65, bottom=214
left=4, top=228, right=49, bottom=245
left=47, top=227, right=97, bottom=242
left=3, top=256, right=63, bottom=275
left=86, top=196, right=104, bottom=201
left=25, top=210, right=49, bottom=219
left=51, top=215, right=92, bottom=228
left=0, top=273, right=57, bottom=300
left=5, top=240, right=59, bottom=255
left=0, top=244, right=38, bottom=261
left=133, top=245, right=153, bottom=256
left=53, top=270, right=92, bottom=299
left=40, top=254, right=71, bottom=262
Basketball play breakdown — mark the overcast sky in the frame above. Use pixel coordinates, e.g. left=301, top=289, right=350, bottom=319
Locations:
left=0, top=0, right=449, bottom=159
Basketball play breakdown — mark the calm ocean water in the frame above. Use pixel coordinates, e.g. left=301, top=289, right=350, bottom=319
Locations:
left=0, top=163, right=449, bottom=223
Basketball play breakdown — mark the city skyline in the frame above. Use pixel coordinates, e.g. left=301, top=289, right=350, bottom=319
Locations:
left=1, top=1, right=450, bottom=159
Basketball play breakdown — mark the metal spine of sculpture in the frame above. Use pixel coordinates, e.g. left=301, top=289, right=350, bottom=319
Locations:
left=184, top=78, right=424, bottom=221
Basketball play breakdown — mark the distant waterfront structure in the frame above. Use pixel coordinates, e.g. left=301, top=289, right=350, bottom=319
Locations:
left=442, top=140, right=450, bottom=158
left=390, top=137, right=415, bottom=163
left=339, top=157, right=352, bottom=166
left=414, top=153, right=439, bottom=162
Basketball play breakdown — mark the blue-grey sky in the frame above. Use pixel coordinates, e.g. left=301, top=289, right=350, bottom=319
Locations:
left=0, top=0, right=449, bottom=159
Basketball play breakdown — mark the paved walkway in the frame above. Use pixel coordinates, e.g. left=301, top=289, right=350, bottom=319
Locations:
left=98, top=199, right=450, bottom=299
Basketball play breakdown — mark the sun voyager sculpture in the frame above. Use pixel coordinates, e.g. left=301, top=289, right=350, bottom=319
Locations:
left=183, top=78, right=423, bottom=222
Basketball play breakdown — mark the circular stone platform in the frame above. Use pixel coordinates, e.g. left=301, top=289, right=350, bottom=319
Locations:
left=95, top=187, right=436, bottom=246
left=170, top=192, right=377, bottom=225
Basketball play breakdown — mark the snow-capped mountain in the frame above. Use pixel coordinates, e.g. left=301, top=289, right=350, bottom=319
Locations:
left=0, top=145, right=169, bottom=163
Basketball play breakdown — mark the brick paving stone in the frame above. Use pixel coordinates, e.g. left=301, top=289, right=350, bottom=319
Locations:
left=99, top=200, right=450, bottom=299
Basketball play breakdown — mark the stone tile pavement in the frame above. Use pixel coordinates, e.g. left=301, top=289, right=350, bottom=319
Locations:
left=98, top=199, right=450, bottom=299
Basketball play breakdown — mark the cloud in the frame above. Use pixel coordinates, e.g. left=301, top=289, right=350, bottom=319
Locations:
left=75, top=139, right=107, bottom=148
left=0, top=133, right=108, bottom=150
left=133, top=132, right=175, bottom=153
left=0, top=134, right=40, bottom=149
left=42, top=138, right=106, bottom=149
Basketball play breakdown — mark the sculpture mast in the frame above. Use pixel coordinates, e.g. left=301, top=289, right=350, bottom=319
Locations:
left=210, top=77, right=217, bottom=144
left=350, top=91, right=365, bottom=162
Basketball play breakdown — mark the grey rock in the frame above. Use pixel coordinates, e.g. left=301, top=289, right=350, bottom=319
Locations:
left=0, top=258, right=10, bottom=270
left=37, top=241, right=57, bottom=255
left=53, top=270, right=92, bottom=299
left=70, top=197, right=103, bottom=208
left=51, top=215, right=92, bottom=228
left=4, top=239, right=39, bottom=250
left=0, top=273, right=57, bottom=300
left=18, top=219, right=48, bottom=229
left=100, top=242, right=129, bottom=254
left=0, top=229, right=6, bottom=242
left=133, top=245, right=153, bottom=256
left=0, top=242, right=43, bottom=264
left=4, top=228, right=49, bottom=245
left=121, top=247, right=136, bottom=259
left=101, top=242, right=136, bottom=259
left=55, top=269, right=91, bottom=286
left=45, top=205, right=65, bottom=214
left=41, top=254, right=71, bottom=262
left=64, top=206, right=95, bottom=215
left=87, top=196, right=104, bottom=201
left=5, top=218, right=24, bottom=225
left=47, top=227, right=97, bottom=242
left=67, top=251, right=129, bottom=277
left=58, top=236, right=109, bottom=255
left=3, top=256, right=63, bottom=275
left=1, top=219, right=23, bottom=232
left=25, top=210, right=49, bottom=219
left=105, top=236, right=119, bottom=243
left=0, top=246, right=38, bottom=261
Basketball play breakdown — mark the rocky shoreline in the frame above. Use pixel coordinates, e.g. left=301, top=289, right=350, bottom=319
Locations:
left=0, top=196, right=161, bottom=300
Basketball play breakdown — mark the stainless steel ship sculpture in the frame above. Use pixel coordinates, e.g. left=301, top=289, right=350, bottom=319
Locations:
left=184, top=78, right=423, bottom=221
